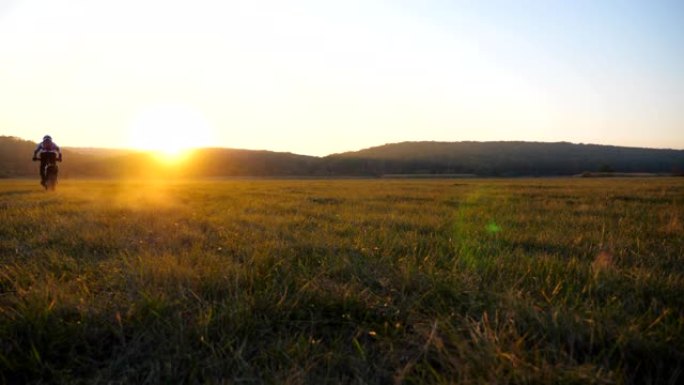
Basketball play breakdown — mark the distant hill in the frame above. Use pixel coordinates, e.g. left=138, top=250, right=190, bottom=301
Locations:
left=1, top=136, right=682, bottom=178
left=0, top=136, right=151, bottom=178
left=0, top=136, right=36, bottom=177
left=68, top=147, right=136, bottom=157
left=184, top=148, right=320, bottom=177
left=0, top=136, right=320, bottom=178
left=0, top=136, right=104, bottom=178
left=324, top=141, right=684, bottom=176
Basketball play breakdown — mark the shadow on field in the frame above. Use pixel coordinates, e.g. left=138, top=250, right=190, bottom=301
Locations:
left=0, top=189, right=35, bottom=198
left=308, top=196, right=344, bottom=205
left=611, top=195, right=673, bottom=204
left=503, top=239, right=583, bottom=258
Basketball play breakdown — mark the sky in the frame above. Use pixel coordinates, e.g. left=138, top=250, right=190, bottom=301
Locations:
left=1, top=0, right=682, bottom=156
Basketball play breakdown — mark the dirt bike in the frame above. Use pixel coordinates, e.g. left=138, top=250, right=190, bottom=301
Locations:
left=33, top=152, right=61, bottom=191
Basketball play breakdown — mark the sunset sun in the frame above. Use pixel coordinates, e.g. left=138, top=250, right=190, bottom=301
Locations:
left=128, top=104, right=215, bottom=161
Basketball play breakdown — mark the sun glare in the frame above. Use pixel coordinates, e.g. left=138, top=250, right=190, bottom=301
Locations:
left=128, top=104, right=215, bottom=162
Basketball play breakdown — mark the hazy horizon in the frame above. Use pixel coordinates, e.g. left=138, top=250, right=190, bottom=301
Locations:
left=5, top=133, right=683, bottom=158
left=2, top=0, right=683, bottom=156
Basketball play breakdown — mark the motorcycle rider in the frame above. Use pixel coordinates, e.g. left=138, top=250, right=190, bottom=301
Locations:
left=32, top=135, right=62, bottom=187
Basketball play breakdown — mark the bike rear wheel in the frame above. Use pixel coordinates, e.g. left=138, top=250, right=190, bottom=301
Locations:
left=45, top=165, right=58, bottom=191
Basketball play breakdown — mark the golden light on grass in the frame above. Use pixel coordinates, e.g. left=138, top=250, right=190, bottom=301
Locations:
left=592, top=250, right=614, bottom=273
left=2, top=178, right=682, bottom=383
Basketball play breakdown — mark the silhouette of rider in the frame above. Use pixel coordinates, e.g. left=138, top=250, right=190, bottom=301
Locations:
left=32, top=135, right=62, bottom=187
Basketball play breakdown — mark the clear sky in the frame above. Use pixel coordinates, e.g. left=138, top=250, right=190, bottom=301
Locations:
left=1, top=0, right=682, bottom=156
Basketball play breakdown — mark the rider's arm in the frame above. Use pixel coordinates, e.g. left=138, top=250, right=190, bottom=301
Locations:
left=55, top=144, right=62, bottom=161
left=33, top=144, right=42, bottom=159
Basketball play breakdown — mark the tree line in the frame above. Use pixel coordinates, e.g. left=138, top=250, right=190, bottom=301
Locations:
left=2, top=136, right=682, bottom=178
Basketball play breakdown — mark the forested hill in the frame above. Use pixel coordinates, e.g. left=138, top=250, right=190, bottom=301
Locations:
left=1, top=136, right=682, bottom=178
left=0, top=136, right=319, bottom=178
left=326, top=141, right=684, bottom=176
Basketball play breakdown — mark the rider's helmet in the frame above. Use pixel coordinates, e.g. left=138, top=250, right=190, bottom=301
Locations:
left=43, top=135, right=52, bottom=141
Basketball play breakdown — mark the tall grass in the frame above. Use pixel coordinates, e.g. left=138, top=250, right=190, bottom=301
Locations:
left=1, top=178, right=682, bottom=384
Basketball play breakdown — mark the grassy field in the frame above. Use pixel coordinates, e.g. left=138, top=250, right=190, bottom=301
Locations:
left=1, top=178, right=682, bottom=384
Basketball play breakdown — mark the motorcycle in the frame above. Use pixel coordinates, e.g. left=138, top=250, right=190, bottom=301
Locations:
left=33, top=152, right=61, bottom=191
